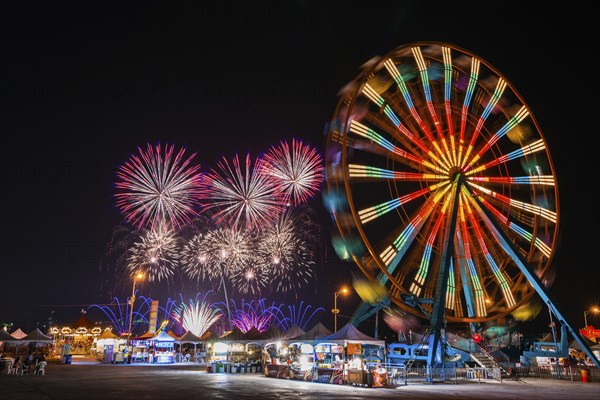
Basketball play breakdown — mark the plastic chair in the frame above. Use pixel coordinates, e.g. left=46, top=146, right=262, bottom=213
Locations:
left=5, top=360, right=14, bottom=375
left=34, top=361, right=47, bottom=376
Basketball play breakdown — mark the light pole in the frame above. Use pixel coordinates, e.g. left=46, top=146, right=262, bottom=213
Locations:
left=127, top=272, right=144, bottom=349
left=584, top=306, right=600, bottom=327
left=333, top=287, right=349, bottom=333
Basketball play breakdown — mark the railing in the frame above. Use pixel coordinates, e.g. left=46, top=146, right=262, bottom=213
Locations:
left=384, top=365, right=598, bottom=385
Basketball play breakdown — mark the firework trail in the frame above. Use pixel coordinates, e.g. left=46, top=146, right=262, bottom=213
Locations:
left=127, top=223, right=180, bottom=282
left=220, top=298, right=278, bottom=333
left=262, top=138, right=324, bottom=206
left=87, top=296, right=149, bottom=336
left=171, top=291, right=221, bottom=337
left=115, top=142, right=205, bottom=230
left=270, top=301, right=325, bottom=332
left=202, top=153, right=285, bottom=230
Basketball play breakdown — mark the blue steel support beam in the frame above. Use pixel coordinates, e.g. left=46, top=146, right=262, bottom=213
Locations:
left=468, top=190, right=600, bottom=368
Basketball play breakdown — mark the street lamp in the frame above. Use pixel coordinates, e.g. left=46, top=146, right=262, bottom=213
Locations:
left=584, top=306, right=600, bottom=327
left=332, top=287, right=349, bottom=333
left=127, top=272, right=144, bottom=349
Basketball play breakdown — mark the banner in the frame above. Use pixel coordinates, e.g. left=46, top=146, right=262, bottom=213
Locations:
left=148, top=300, right=159, bottom=334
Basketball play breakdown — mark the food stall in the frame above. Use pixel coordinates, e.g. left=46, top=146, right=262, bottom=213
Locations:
left=263, top=341, right=290, bottom=379
left=314, top=342, right=344, bottom=384
left=149, top=330, right=175, bottom=364
left=288, top=342, right=315, bottom=381
left=318, top=322, right=387, bottom=386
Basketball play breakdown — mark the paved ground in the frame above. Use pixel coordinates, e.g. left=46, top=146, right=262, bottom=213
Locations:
left=1, top=357, right=599, bottom=400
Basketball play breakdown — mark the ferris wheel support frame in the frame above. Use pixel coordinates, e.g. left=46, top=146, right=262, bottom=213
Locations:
left=349, top=176, right=599, bottom=369
left=468, top=187, right=599, bottom=368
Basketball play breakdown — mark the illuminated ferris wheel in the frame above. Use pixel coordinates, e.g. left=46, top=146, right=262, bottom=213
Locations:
left=324, top=41, right=560, bottom=325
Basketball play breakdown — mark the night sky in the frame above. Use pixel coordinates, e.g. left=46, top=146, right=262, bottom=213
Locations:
left=1, top=1, right=598, bottom=337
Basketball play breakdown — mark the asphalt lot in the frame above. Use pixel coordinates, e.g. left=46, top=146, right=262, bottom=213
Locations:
left=1, top=358, right=599, bottom=400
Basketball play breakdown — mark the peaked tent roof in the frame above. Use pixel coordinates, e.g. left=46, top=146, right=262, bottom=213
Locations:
left=284, top=325, right=305, bottom=339
left=24, top=328, right=53, bottom=343
left=243, top=327, right=264, bottom=341
left=177, top=330, right=204, bottom=343
left=219, top=328, right=247, bottom=342
left=320, top=322, right=385, bottom=346
left=10, top=328, right=27, bottom=339
left=291, top=322, right=331, bottom=341
left=260, top=325, right=285, bottom=341
left=0, top=329, right=21, bottom=342
left=151, top=330, right=175, bottom=341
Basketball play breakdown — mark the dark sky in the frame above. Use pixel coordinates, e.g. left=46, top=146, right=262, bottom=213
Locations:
left=1, top=1, right=598, bottom=336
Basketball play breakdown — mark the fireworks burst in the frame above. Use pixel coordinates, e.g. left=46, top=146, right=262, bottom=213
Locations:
left=127, top=223, right=180, bottom=282
left=229, top=253, right=269, bottom=296
left=172, top=291, right=221, bottom=337
left=202, top=153, right=285, bottom=230
left=262, top=138, right=323, bottom=206
left=115, top=142, right=204, bottom=230
left=182, top=227, right=252, bottom=282
left=256, top=209, right=315, bottom=294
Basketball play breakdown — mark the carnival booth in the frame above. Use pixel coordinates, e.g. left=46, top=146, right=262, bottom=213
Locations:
left=313, top=342, right=345, bottom=384
left=263, top=341, right=290, bottom=379
left=288, top=341, right=315, bottom=381
left=94, top=329, right=124, bottom=363
left=319, top=322, right=386, bottom=386
left=149, top=330, right=175, bottom=363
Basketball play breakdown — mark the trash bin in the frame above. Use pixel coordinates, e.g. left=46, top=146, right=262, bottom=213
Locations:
left=206, top=364, right=212, bottom=373
left=580, top=368, right=591, bottom=383
left=366, top=371, right=373, bottom=388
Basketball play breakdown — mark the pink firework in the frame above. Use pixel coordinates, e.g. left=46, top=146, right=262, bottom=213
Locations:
left=202, top=153, right=286, bottom=230
left=261, top=138, right=324, bottom=205
left=115, top=143, right=204, bottom=230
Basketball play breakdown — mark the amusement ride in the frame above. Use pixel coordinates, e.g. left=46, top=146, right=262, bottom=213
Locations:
left=323, top=41, right=599, bottom=370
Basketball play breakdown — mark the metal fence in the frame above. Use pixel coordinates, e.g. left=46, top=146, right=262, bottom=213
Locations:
left=386, top=366, right=598, bottom=385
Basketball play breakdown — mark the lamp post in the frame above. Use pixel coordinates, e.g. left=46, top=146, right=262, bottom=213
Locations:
left=127, top=272, right=144, bottom=349
left=332, top=287, right=349, bottom=333
left=584, top=306, right=600, bottom=327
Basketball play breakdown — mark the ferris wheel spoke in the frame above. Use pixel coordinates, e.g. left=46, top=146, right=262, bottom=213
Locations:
left=363, top=78, right=450, bottom=170
left=457, top=56, right=480, bottom=166
left=412, top=47, right=445, bottom=139
left=441, top=46, right=457, bottom=165
left=461, top=78, right=508, bottom=168
left=382, top=58, right=436, bottom=143
left=356, top=187, right=430, bottom=224
left=408, top=216, right=443, bottom=297
left=463, top=106, right=530, bottom=170
left=348, top=120, right=426, bottom=166
left=466, top=138, right=548, bottom=175
left=467, top=182, right=557, bottom=224
left=478, top=197, right=553, bottom=258
left=378, top=187, right=451, bottom=278
left=464, top=193, right=517, bottom=308
left=456, top=197, right=488, bottom=318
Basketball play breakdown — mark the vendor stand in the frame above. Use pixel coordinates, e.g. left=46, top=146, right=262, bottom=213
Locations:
left=288, top=342, right=315, bottom=381
left=345, top=342, right=368, bottom=385
left=149, top=330, right=175, bottom=364
left=263, top=341, right=290, bottom=379
left=314, top=342, right=344, bottom=384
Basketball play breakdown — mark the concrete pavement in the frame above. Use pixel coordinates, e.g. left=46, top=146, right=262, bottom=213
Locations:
left=1, top=357, right=598, bottom=400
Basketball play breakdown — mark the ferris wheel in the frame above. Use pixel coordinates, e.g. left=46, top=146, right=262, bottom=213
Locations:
left=324, top=42, right=560, bottom=325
